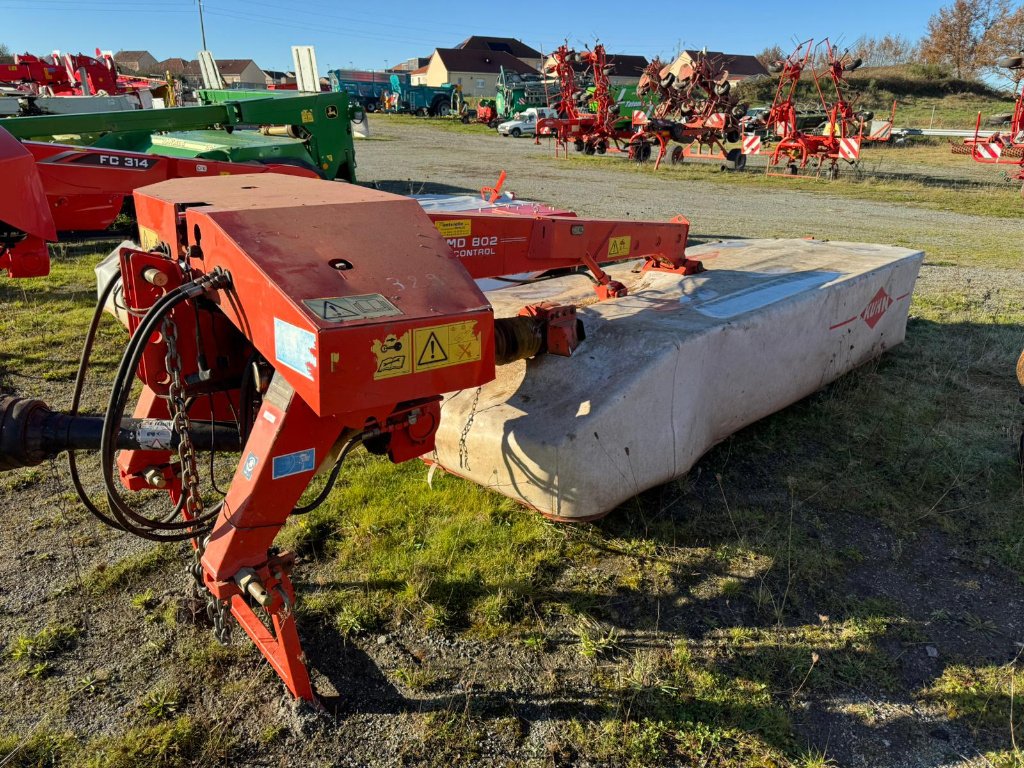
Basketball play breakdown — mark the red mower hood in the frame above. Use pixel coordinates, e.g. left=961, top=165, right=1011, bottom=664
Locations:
left=0, top=126, right=55, bottom=277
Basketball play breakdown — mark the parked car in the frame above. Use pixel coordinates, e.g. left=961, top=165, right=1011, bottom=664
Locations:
left=498, top=107, right=558, bottom=137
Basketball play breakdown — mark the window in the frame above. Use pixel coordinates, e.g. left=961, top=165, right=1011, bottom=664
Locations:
left=476, top=79, right=485, bottom=89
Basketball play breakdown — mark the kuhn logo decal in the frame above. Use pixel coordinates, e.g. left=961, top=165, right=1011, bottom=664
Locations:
left=860, top=287, right=893, bottom=329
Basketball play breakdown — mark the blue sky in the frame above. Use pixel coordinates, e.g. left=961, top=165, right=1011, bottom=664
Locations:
left=1, top=0, right=942, bottom=72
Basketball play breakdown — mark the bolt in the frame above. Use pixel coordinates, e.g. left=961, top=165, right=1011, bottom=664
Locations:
left=142, top=467, right=167, bottom=488
left=234, top=568, right=273, bottom=608
left=141, top=266, right=168, bottom=287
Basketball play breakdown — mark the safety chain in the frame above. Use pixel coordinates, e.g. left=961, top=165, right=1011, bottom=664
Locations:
left=163, top=295, right=232, bottom=644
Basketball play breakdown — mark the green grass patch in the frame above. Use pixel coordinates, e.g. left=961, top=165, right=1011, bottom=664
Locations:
left=84, top=545, right=179, bottom=595
left=0, top=729, right=76, bottom=768
left=8, top=623, right=80, bottom=663
left=280, top=456, right=568, bottom=635
left=371, top=112, right=494, bottom=135
left=922, top=664, right=1024, bottom=742
left=86, top=715, right=233, bottom=767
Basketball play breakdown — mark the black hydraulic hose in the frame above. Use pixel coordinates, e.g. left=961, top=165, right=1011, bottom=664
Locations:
left=291, top=438, right=361, bottom=515
left=101, top=284, right=218, bottom=538
left=99, top=275, right=228, bottom=541
left=68, top=268, right=127, bottom=530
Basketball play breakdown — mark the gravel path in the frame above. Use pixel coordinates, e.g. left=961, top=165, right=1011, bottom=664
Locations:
left=357, top=118, right=1024, bottom=268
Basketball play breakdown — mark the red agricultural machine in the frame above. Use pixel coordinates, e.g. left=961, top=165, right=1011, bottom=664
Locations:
left=954, top=54, right=1024, bottom=170
left=753, top=39, right=869, bottom=179
left=0, top=126, right=322, bottom=277
left=0, top=49, right=158, bottom=99
left=630, top=51, right=748, bottom=170
left=536, top=44, right=632, bottom=155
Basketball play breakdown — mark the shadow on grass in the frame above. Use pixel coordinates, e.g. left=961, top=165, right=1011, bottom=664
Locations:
left=291, top=304, right=1024, bottom=764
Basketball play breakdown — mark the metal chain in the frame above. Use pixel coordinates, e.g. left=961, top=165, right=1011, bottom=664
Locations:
left=163, top=310, right=231, bottom=644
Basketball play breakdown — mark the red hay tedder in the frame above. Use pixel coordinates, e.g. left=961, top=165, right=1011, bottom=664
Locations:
left=536, top=44, right=634, bottom=156
left=630, top=51, right=749, bottom=170
left=752, top=39, right=872, bottom=180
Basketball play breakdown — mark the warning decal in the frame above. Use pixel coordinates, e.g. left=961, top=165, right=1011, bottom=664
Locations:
left=371, top=331, right=412, bottom=380
left=434, top=219, right=472, bottom=238
left=608, top=236, right=631, bottom=258
left=371, top=321, right=481, bottom=378
left=138, top=225, right=160, bottom=250
left=416, top=331, right=448, bottom=366
left=413, top=321, right=480, bottom=372
left=304, top=294, right=402, bottom=323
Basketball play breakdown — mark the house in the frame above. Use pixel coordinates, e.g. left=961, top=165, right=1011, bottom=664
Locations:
left=113, top=50, right=159, bottom=74
left=389, top=57, right=430, bottom=72
left=214, top=59, right=266, bottom=87
left=666, top=50, right=768, bottom=82
left=423, top=48, right=538, bottom=97
left=541, top=52, right=649, bottom=87
left=410, top=64, right=428, bottom=86
left=157, top=58, right=190, bottom=76
left=456, top=36, right=544, bottom=72
left=263, top=69, right=294, bottom=87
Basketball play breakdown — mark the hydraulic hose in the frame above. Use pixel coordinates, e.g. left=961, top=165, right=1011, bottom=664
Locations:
left=99, top=270, right=230, bottom=541
left=68, top=268, right=126, bottom=529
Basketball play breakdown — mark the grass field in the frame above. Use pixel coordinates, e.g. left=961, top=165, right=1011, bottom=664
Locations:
left=3, top=238, right=1022, bottom=766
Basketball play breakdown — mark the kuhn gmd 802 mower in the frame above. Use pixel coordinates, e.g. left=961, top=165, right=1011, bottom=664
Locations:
left=754, top=39, right=870, bottom=179
left=631, top=51, right=748, bottom=170
left=0, top=130, right=923, bottom=701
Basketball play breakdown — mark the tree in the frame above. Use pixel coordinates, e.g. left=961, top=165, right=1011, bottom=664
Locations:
left=755, top=44, right=785, bottom=71
left=920, top=0, right=1011, bottom=78
left=875, top=34, right=919, bottom=66
left=851, top=35, right=880, bottom=66
left=0, top=42, right=11, bottom=64
left=987, top=5, right=1024, bottom=87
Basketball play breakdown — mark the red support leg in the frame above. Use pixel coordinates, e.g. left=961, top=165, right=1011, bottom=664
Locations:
left=201, top=378, right=348, bottom=701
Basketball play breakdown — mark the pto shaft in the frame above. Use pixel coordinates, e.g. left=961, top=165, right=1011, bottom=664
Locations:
left=0, top=395, right=240, bottom=470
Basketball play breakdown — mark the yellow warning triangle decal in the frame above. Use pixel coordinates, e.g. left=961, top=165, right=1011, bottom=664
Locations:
left=416, top=331, right=448, bottom=366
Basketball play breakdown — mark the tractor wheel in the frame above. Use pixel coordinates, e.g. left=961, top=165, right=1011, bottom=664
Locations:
left=670, top=123, right=688, bottom=143
left=461, top=114, right=470, bottom=124
left=511, top=127, right=522, bottom=138
left=671, top=145, right=684, bottom=164
left=726, top=147, right=746, bottom=170
left=596, top=140, right=607, bottom=154
left=584, top=141, right=596, bottom=155
left=787, top=163, right=798, bottom=176
left=365, top=102, right=377, bottom=113
left=574, top=139, right=584, bottom=152
left=726, top=129, right=740, bottom=144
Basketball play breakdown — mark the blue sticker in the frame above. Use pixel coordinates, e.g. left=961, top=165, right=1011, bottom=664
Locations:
left=242, top=452, right=258, bottom=480
left=272, top=448, right=316, bottom=480
left=274, top=318, right=317, bottom=381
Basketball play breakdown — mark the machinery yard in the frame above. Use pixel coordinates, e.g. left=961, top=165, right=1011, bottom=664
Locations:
left=0, top=105, right=1023, bottom=767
